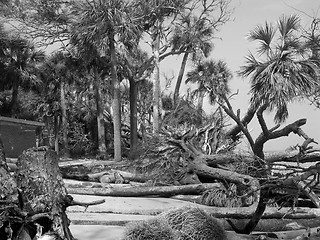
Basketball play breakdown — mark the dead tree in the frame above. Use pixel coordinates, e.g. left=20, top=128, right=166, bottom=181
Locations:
left=219, top=97, right=320, bottom=234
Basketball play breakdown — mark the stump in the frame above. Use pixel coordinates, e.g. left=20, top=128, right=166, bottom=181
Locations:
left=15, top=147, right=74, bottom=240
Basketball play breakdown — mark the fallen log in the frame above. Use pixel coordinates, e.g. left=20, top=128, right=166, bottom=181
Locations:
left=206, top=206, right=320, bottom=220
left=89, top=169, right=147, bottom=183
left=58, top=159, right=116, bottom=168
left=61, top=168, right=147, bottom=183
left=225, top=218, right=320, bottom=232
left=64, top=179, right=104, bottom=188
left=67, top=183, right=221, bottom=197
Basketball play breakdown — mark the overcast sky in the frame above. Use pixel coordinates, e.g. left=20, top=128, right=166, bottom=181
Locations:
left=162, top=0, right=320, bottom=151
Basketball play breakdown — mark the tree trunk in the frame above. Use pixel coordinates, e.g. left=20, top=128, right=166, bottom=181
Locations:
left=15, top=147, right=74, bottom=240
left=94, top=69, right=107, bottom=156
left=152, top=27, right=161, bottom=133
left=129, top=77, right=139, bottom=159
left=10, top=79, right=19, bottom=116
left=197, top=90, right=205, bottom=111
left=54, top=114, right=60, bottom=154
left=109, top=30, right=122, bottom=161
left=60, top=81, right=70, bottom=157
left=173, top=52, right=189, bottom=107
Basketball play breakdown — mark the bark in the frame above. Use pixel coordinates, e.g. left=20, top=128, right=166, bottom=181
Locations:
left=67, top=183, right=222, bottom=197
left=109, top=30, right=122, bottom=161
left=173, top=51, right=189, bottom=106
left=15, top=147, right=74, bottom=240
left=94, top=68, right=107, bottom=156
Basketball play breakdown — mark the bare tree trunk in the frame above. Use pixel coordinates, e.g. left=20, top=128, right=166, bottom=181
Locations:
left=173, top=52, right=189, bottom=107
left=94, top=69, right=107, bottom=156
left=152, top=27, right=161, bottom=133
left=60, top=81, right=70, bottom=157
left=54, top=114, right=60, bottom=154
left=109, top=30, right=122, bottom=161
left=129, top=77, right=139, bottom=159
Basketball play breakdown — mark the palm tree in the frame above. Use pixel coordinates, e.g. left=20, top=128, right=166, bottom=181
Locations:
left=170, top=0, right=232, bottom=107
left=71, top=0, right=142, bottom=161
left=304, top=17, right=320, bottom=108
left=38, top=52, right=77, bottom=157
left=239, top=15, right=320, bottom=123
left=171, top=15, right=214, bottom=106
left=118, top=47, right=154, bottom=159
left=185, top=59, right=232, bottom=111
left=137, top=0, right=187, bottom=133
left=0, top=31, right=45, bottom=116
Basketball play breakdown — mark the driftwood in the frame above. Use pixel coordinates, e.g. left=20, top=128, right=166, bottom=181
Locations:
left=67, top=183, right=222, bottom=197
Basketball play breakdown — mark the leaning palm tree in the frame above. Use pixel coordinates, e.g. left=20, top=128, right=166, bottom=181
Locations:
left=239, top=15, right=320, bottom=123
left=170, top=0, right=232, bottom=107
left=171, top=15, right=214, bottom=106
left=185, top=59, right=232, bottom=111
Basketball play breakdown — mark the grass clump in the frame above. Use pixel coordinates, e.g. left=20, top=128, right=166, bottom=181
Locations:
left=123, top=218, right=177, bottom=240
left=123, top=206, right=226, bottom=240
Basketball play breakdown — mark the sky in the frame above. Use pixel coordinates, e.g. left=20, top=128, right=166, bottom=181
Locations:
left=161, top=0, right=320, bottom=151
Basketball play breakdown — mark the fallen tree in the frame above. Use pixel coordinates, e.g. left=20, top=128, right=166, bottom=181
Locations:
left=4, top=102, right=320, bottom=236
left=114, top=99, right=320, bottom=234
left=67, top=183, right=222, bottom=197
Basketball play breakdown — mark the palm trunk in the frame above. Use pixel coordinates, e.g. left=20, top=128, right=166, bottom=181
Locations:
left=197, top=91, right=205, bottom=111
left=109, top=31, right=122, bottom=161
left=173, top=52, right=189, bottom=107
left=94, top=69, right=107, bottom=156
left=60, top=81, right=70, bottom=157
left=152, top=29, right=161, bottom=133
left=129, top=77, right=138, bottom=159
left=54, top=114, right=60, bottom=154
left=10, top=80, right=19, bottom=116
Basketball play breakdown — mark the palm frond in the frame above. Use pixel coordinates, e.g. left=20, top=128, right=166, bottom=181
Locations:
left=278, top=15, right=300, bottom=39
left=238, top=52, right=262, bottom=77
left=247, top=22, right=275, bottom=55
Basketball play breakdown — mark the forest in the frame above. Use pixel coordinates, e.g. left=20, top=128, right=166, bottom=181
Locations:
left=1, top=0, right=320, bottom=239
